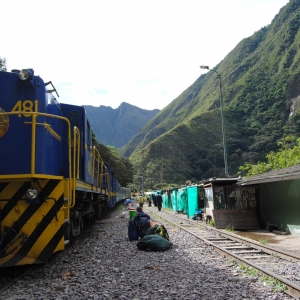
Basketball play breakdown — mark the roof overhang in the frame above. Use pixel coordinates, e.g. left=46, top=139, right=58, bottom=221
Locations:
left=237, top=172, right=300, bottom=186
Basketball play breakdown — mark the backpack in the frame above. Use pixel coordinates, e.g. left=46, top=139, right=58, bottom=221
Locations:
left=137, top=234, right=173, bottom=252
left=133, top=216, right=148, bottom=227
left=145, top=224, right=169, bottom=240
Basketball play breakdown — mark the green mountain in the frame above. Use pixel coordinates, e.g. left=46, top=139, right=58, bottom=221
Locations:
left=121, top=0, right=300, bottom=188
left=83, top=102, right=159, bottom=148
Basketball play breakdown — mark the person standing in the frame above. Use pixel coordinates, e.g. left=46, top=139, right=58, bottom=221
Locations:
left=152, top=193, right=157, bottom=207
left=138, top=193, right=145, bottom=207
left=156, top=193, right=163, bottom=211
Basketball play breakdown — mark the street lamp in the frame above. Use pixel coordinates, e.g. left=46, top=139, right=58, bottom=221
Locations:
left=141, top=173, right=144, bottom=194
left=200, top=65, right=228, bottom=177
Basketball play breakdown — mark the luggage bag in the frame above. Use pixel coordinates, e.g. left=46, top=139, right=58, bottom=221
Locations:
left=128, top=221, right=139, bottom=241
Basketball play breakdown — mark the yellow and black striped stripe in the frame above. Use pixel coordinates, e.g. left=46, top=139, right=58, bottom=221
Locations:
left=0, top=179, right=66, bottom=267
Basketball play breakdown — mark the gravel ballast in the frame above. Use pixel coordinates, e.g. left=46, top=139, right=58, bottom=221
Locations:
left=1, top=205, right=293, bottom=300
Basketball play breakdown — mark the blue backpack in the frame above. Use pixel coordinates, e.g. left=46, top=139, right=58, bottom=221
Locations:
left=133, top=215, right=150, bottom=229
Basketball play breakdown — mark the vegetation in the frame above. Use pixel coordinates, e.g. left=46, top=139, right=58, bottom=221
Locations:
left=0, top=57, right=6, bottom=71
left=121, top=0, right=300, bottom=188
left=4, top=2, right=300, bottom=189
left=92, top=135, right=134, bottom=187
left=225, top=225, right=235, bottom=232
left=260, top=276, right=287, bottom=292
left=259, top=237, right=267, bottom=245
left=239, top=264, right=286, bottom=292
left=239, top=136, right=300, bottom=177
left=245, top=266, right=259, bottom=277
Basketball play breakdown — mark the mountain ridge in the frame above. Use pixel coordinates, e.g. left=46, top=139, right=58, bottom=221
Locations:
left=83, top=102, right=159, bottom=148
left=121, top=0, right=300, bottom=188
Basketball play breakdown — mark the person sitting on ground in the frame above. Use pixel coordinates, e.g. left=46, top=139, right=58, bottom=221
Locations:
left=132, top=206, right=151, bottom=239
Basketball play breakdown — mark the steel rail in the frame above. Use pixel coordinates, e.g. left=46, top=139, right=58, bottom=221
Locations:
left=165, top=209, right=300, bottom=263
left=0, top=265, right=35, bottom=294
left=212, top=227, right=300, bottom=262
left=146, top=208, right=300, bottom=298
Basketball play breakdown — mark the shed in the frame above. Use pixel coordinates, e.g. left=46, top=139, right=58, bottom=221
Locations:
left=237, top=164, right=300, bottom=235
left=202, top=177, right=260, bottom=230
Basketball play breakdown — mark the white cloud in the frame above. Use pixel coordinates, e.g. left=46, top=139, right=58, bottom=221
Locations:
left=1, top=0, right=288, bottom=110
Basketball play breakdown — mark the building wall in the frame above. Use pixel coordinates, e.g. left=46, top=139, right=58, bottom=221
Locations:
left=261, top=179, right=300, bottom=234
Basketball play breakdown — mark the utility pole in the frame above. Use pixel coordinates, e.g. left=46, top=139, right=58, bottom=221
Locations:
left=200, top=65, right=228, bottom=177
left=161, top=159, right=164, bottom=191
left=141, top=173, right=144, bottom=194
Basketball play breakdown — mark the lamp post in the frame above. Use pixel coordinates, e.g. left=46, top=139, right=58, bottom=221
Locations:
left=141, top=173, right=144, bottom=194
left=200, top=65, right=228, bottom=177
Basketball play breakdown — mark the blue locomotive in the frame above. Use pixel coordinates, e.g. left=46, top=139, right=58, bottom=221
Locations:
left=0, top=69, right=130, bottom=267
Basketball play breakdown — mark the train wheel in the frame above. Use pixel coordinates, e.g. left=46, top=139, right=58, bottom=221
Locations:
left=94, top=202, right=102, bottom=220
left=80, top=216, right=84, bottom=232
left=91, top=213, right=96, bottom=225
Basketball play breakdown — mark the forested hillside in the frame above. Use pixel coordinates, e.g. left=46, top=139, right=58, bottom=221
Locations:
left=122, top=0, right=300, bottom=189
left=84, top=102, right=159, bottom=148
left=92, top=135, right=133, bottom=187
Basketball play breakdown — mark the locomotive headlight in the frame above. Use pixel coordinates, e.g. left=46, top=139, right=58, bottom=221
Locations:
left=26, top=188, right=39, bottom=199
left=19, top=69, right=32, bottom=81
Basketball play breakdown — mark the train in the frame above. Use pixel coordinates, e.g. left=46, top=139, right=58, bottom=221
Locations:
left=0, top=68, right=131, bottom=267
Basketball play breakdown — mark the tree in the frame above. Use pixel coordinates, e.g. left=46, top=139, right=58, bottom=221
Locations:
left=92, top=137, right=133, bottom=187
left=239, top=136, right=300, bottom=177
left=106, top=145, right=121, bottom=158
left=0, top=57, right=7, bottom=71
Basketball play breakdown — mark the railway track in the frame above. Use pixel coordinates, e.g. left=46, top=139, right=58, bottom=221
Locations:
left=0, top=265, right=36, bottom=294
left=145, top=206, right=300, bottom=299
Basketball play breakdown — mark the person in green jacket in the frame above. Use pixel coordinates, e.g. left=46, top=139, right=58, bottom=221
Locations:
left=138, top=193, right=145, bottom=207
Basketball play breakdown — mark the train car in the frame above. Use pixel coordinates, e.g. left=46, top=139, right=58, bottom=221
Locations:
left=116, top=180, right=128, bottom=205
left=105, top=163, right=116, bottom=209
left=0, top=69, right=127, bottom=267
left=119, top=186, right=131, bottom=203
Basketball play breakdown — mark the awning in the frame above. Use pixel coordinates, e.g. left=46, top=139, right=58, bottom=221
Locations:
left=237, top=165, right=300, bottom=186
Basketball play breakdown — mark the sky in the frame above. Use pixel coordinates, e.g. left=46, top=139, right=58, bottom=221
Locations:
left=1, top=0, right=289, bottom=110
